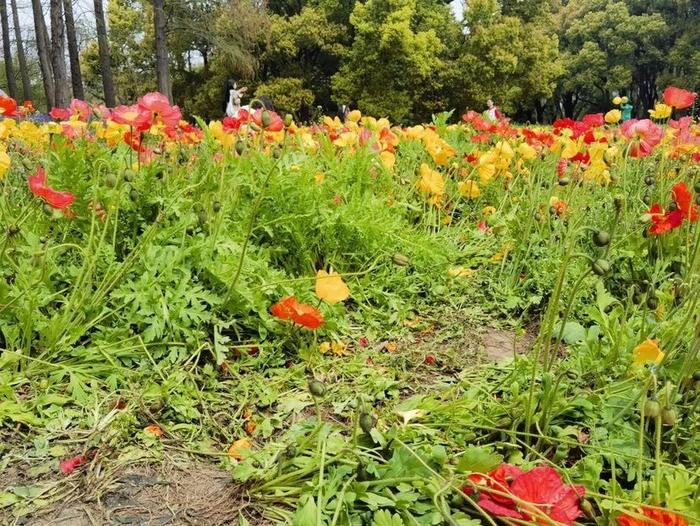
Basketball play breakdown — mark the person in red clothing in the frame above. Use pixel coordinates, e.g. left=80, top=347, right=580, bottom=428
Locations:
left=484, top=99, right=502, bottom=122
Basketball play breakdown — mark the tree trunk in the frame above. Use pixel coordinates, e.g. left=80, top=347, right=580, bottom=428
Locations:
left=93, top=0, right=115, bottom=106
left=49, top=0, right=70, bottom=107
left=11, top=0, right=31, bottom=101
left=0, top=0, right=17, bottom=99
left=153, top=0, right=172, bottom=102
left=30, top=0, right=54, bottom=108
left=62, top=0, right=83, bottom=99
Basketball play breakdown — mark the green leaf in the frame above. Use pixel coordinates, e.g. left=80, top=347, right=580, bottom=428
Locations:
left=553, top=321, right=586, bottom=345
left=372, top=509, right=404, bottom=526
left=293, top=496, right=319, bottom=526
left=456, top=446, right=503, bottom=474
left=0, top=492, right=19, bottom=508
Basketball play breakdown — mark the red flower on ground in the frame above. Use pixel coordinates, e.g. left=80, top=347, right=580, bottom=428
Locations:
left=424, top=354, right=436, bottom=365
left=618, top=506, right=688, bottom=526
left=662, top=86, right=697, bottom=110
left=59, top=453, right=89, bottom=474
left=468, top=464, right=585, bottom=525
left=271, top=295, right=325, bottom=329
left=110, top=104, right=152, bottom=130
left=620, top=119, right=664, bottom=158
left=137, top=92, right=182, bottom=129
left=28, top=167, right=76, bottom=210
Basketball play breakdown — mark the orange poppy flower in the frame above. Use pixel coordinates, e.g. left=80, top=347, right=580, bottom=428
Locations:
left=270, top=295, right=325, bottom=329
left=618, top=507, right=688, bottom=526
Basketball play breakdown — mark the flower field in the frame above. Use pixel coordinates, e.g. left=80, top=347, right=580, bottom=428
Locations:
left=1, top=89, right=699, bottom=525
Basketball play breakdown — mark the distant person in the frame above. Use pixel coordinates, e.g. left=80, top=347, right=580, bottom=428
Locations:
left=620, top=97, right=633, bottom=121
left=484, top=99, right=502, bottom=123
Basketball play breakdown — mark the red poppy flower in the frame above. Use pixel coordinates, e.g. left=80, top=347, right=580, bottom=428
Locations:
left=70, top=99, right=91, bottom=121
left=618, top=506, right=688, bottom=526
left=49, top=107, right=72, bottom=120
left=251, top=109, right=284, bottom=132
left=582, top=113, right=604, bottom=128
left=475, top=465, right=585, bottom=525
left=110, top=104, right=152, bottom=130
left=222, top=109, right=251, bottom=131
left=0, top=96, right=20, bottom=117
left=663, top=86, right=697, bottom=110
left=28, top=167, right=76, bottom=210
left=137, top=92, right=182, bottom=129
left=271, top=295, right=325, bottom=329
left=620, top=119, right=664, bottom=158
left=646, top=183, right=698, bottom=235
left=672, top=182, right=698, bottom=223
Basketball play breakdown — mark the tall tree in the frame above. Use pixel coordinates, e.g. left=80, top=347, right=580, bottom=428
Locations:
left=0, top=0, right=17, bottom=98
left=50, top=0, right=70, bottom=106
left=11, top=0, right=31, bottom=101
left=153, top=0, right=172, bottom=101
left=63, top=0, right=84, bottom=99
left=30, top=0, right=55, bottom=108
left=93, top=0, right=116, bottom=105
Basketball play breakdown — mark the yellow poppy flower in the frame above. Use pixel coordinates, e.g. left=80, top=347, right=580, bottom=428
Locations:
left=632, top=339, right=664, bottom=366
left=315, top=269, right=350, bottom=304
left=605, top=109, right=621, bottom=124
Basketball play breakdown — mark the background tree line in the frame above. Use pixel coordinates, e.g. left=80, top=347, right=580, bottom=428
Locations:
left=0, top=0, right=697, bottom=122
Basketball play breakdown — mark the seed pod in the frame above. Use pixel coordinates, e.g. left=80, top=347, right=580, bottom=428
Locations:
left=693, top=371, right=700, bottom=382
left=272, top=147, right=282, bottom=159
left=642, top=193, right=651, bottom=205
left=104, top=173, right=117, bottom=188
left=639, top=279, right=650, bottom=292
left=284, top=114, right=293, bottom=127
left=308, top=379, right=326, bottom=398
left=646, top=295, right=659, bottom=310
left=661, top=407, right=678, bottom=426
left=198, top=210, right=208, bottom=226
left=359, top=413, right=375, bottom=434
left=124, top=170, right=135, bottom=182
left=593, top=230, right=611, bottom=247
left=592, top=258, right=611, bottom=276
left=644, top=175, right=655, bottom=186
left=261, top=110, right=272, bottom=128
left=213, top=201, right=221, bottom=213
left=644, top=400, right=661, bottom=418
left=130, top=189, right=139, bottom=201
left=6, top=224, right=19, bottom=236
left=670, top=261, right=682, bottom=275
left=694, top=182, right=700, bottom=194
left=285, top=445, right=297, bottom=458
left=558, top=177, right=570, bottom=186
left=356, top=463, right=370, bottom=481
left=235, top=140, right=245, bottom=155
left=392, top=253, right=410, bottom=267
left=632, top=292, right=643, bottom=305
left=613, top=196, right=624, bottom=211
